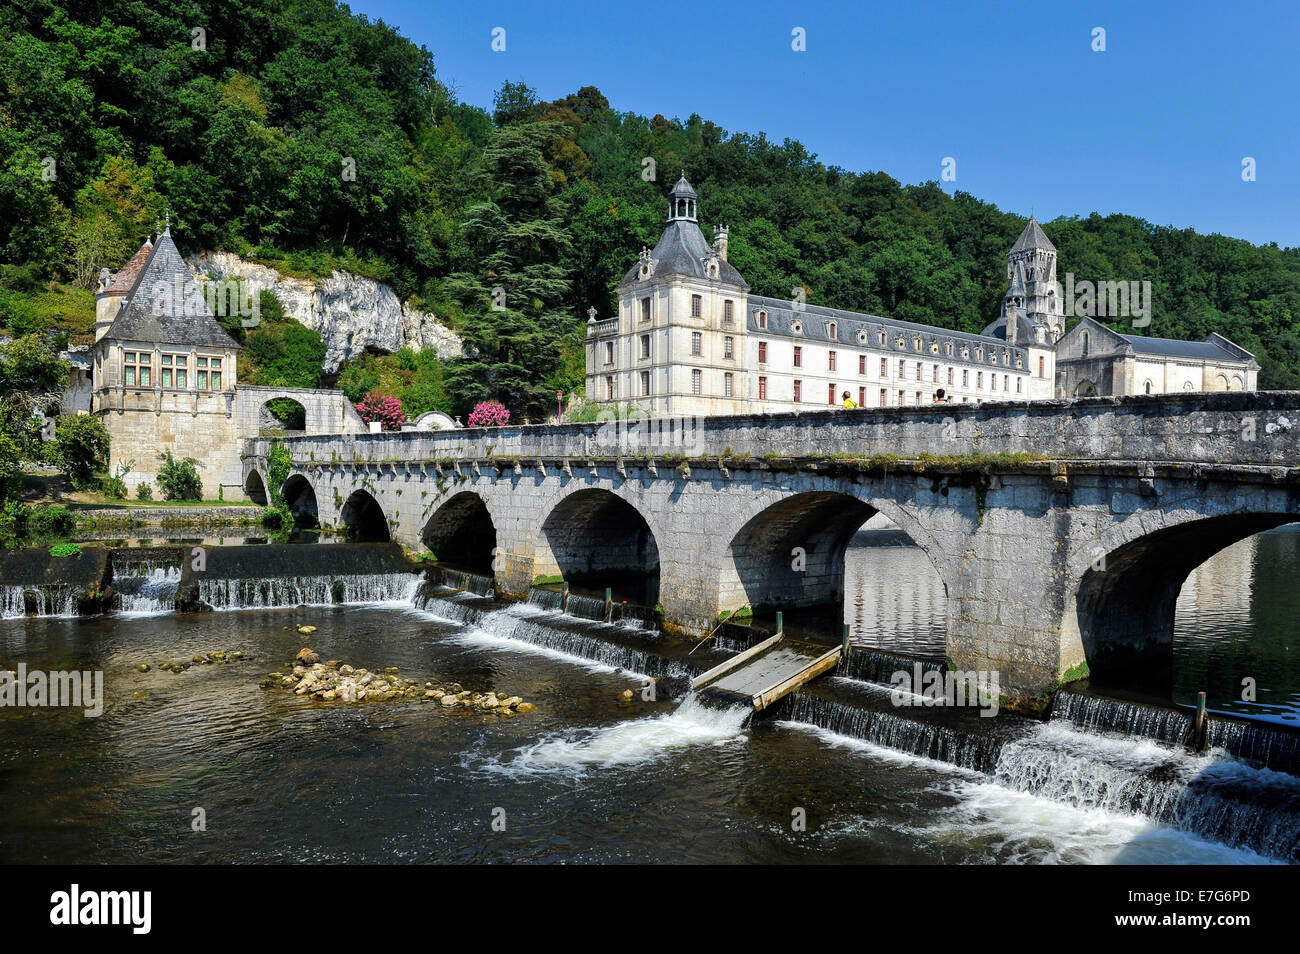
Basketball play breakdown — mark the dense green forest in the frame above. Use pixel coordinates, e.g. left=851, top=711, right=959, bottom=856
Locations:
left=4, top=0, right=1300, bottom=423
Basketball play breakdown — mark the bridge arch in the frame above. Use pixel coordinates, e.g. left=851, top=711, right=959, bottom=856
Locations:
left=259, top=396, right=307, bottom=434
left=422, top=491, right=496, bottom=570
left=339, top=489, right=390, bottom=541
left=282, top=474, right=319, bottom=525
left=536, top=488, right=660, bottom=604
left=244, top=469, right=268, bottom=505
left=720, top=488, right=951, bottom=650
left=1064, top=491, right=1300, bottom=689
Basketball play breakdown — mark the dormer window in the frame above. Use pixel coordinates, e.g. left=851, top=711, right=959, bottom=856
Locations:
left=879, top=331, right=887, bottom=346
left=828, top=322, right=837, bottom=340
left=896, top=335, right=905, bottom=348
left=913, top=336, right=922, bottom=351
left=946, top=342, right=953, bottom=356
left=756, top=309, right=768, bottom=329
left=791, top=320, right=802, bottom=334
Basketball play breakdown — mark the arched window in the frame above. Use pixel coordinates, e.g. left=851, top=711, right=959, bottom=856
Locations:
left=828, top=322, right=837, bottom=340
left=1144, top=380, right=1153, bottom=394
left=1081, top=332, right=1089, bottom=357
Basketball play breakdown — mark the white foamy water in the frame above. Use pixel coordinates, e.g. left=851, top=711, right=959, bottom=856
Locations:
left=117, top=567, right=182, bottom=616
left=486, top=695, right=750, bottom=776
left=780, top=720, right=1286, bottom=865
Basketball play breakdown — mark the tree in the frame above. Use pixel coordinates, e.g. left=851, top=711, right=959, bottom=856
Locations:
left=156, top=450, right=202, bottom=500
left=52, top=414, right=109, bottom=489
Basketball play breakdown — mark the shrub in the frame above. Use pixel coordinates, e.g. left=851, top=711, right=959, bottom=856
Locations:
left=28, top=505, right=74, bottom=539
left=53, top=415, right=111, bottom=489
left=101, top=475, right=127, bottom=499
left=0, top=500, right=29, bottom=544
left=467, top=400, right=510, bottom=428
left=49, top=543, right=81, bottom=558
left=136, top=482, right=153, bottom=500
left=156, top=450, right=203, bottom=501
left=355, top=392, right=406, bottom=430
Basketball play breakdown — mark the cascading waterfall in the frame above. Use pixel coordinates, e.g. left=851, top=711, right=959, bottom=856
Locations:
left=414, top=584, right=680, bottom=677
left=199, top=573, right=421, bottom=610
left=0, top=584, right=79, bottom=619
left=116, top=566, right=182, bottom=615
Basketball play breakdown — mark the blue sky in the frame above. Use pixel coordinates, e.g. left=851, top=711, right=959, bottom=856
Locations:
left=355, top=0, right=1300, bottom=248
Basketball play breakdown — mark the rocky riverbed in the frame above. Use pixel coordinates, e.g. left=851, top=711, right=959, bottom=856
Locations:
left=261, top=648, right=537, bottom=714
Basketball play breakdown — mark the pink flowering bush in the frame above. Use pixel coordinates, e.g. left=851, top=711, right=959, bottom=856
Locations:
left=467, top=399, right=510, bottom=428
left=355, top=392, right=406, bottom=430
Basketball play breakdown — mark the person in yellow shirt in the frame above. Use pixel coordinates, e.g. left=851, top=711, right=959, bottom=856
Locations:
left=842, top=391, right=858, bottom=409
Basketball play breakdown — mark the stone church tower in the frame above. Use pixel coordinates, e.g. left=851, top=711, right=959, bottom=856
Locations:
left=999, top=216, right=1065, bottom=346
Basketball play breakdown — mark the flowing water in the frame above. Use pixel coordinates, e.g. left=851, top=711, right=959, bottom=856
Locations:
left=0, top=526, right=1296, bottom=864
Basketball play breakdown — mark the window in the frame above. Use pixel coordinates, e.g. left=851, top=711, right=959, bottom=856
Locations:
left=898, top=359, right=905, bottom=377
left=1017, top=378, right=1023, bottom=394
left=209, top=357, right=222, bottom=390
left=879, top=331, right=887, bottom=346
left=757, top=310, right=768, bottom=329
left=640, top=335, right=651, bottom=359
left=604, top=341, right=614, bottom=365
left=828, top=350, right=837, bottom=372
left=160, top=353, right=187, bottom=388
left=758, top=376, right=768, bottom=400
left=1004, top=375, right=1009, bottom=392
left=793, top=379, right=802, bottom=402
left=946, top=342, right=953, bottom=357
left=977, top=371, right=983, bottom=390
left=916, top=391, right=922, bottom=405
left=691, top=369, right=702, bottom=395
left=606, top=375, right=615, bottom=400
left=880, top=357, right=888, bottom=376
left=858, top=387, right=866, bottom=406
left=914, top=336, right=922, bottom=351
left=932, top=364, right=939, bottom=382
left=1038, top=356, right=1045, bottom=378
left=898, top=389, right=905, bottom=405
left=859, top=354, right=866, bottom=375
left=641, top=297, right=651, bottom=322
left=828, top=322, right=838, bottom=340
left=879, top=388, right=888, bottom=405
left=691, top=294, right=702, bottom=318
left=724, top=299, right=734, bottom=323
left=723, top=336, right=734, bottom=360
left=124, top=351, right=151, bottom=387
left=758, top=341, right=768, bottom=363
left=175, top=355, right=187, bottom=388
left=640, top=370, right=651, bottom=396
left=962, top=369, right=969, bottom=387
left=947, top=367, right=954, bottom=385
left=724, top=372, right=734, bottom=397
left=915, top=362, right=922, bottom=381
left=976, top=347, right=983, bottom=361
left=793, top=346, right=802, bottom=368
left=828, top=383, right=836, bottom=405
left=691, top=332, right=702, bottom=356
left=196, top=355, right=206, bottom=389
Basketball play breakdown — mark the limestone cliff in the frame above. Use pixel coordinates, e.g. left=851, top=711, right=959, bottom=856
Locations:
left=189, top=251, right=467, bottom=373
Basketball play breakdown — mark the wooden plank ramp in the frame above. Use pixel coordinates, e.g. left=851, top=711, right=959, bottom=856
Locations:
left=692, top=635, right=841, bottom=712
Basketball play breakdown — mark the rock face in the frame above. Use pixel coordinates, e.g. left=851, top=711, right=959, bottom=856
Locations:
left=190, top=251, right=467, bottom=373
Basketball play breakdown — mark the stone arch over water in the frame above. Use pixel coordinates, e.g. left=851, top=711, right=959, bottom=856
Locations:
left=536, top=488, right=660, bottom=602
left=422, top=491, right=496, bottom=570
left=1065, top=495, right=1300, bottom=692
left=339, top=489, right=390, bottom=542
left=282, top=474, right=320, bottom=525
left=244, top=469, right=268, bottom=505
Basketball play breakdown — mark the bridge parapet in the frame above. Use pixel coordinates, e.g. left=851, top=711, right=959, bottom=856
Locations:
left=246, top=391, right=1300, bottom=468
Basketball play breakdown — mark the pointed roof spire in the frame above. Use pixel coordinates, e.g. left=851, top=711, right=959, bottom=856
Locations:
left=1011, top=215, right=1055, bottom=253
left=668, top=172, right=697, bottom=199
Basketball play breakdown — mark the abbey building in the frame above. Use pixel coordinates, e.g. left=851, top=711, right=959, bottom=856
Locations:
left=585, top=176, right=1256, bottom=414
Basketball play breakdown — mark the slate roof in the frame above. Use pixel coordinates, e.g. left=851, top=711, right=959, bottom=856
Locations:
left=106, top=239, right=153, bottom=293
left=617, top=218, right=749, bottom=289
left=749, top=294, right=1027, bottom=366
left=104, top=230, right=240, bottom=350
left=668, top=174, right=698, bottom=199
left=1010, top=216, right=1056, bottom=253
left=1118, top=333, right=1243, bottom=361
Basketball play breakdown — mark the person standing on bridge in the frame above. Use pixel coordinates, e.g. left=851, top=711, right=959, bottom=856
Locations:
left=842, top=391, right=858, bottom=410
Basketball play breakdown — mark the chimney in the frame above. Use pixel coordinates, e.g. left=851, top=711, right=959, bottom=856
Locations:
left=713, top=224, right=729, bottom=261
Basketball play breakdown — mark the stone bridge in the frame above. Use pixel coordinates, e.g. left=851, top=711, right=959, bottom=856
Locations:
left=242, top=392, right=1300, bottom=701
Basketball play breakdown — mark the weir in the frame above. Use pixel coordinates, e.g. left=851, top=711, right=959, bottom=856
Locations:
left=692, top=633, right=842, bottom=711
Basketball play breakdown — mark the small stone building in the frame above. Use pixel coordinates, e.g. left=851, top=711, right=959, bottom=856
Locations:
left=1055, top=317, right=1258, bottom=397
left=90, top=226, right=363, bottom=499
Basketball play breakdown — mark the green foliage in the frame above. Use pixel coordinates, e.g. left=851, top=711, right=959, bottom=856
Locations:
left=156, top=450, right=202, bottom=501
left=49, top=542, right=82, bottom=557
left=136, top=481, right=153, bottom=500
left=53, top=414, right=110, bottom=489
left=2, top=0, right=1300, bottom=402
left=0, top=336, right=71, bottom=502
left=101, top=474, right=127, bottom=499
left=29, top=505, right=74, bottom=539
left=337, top=347, right=451, bottom=419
